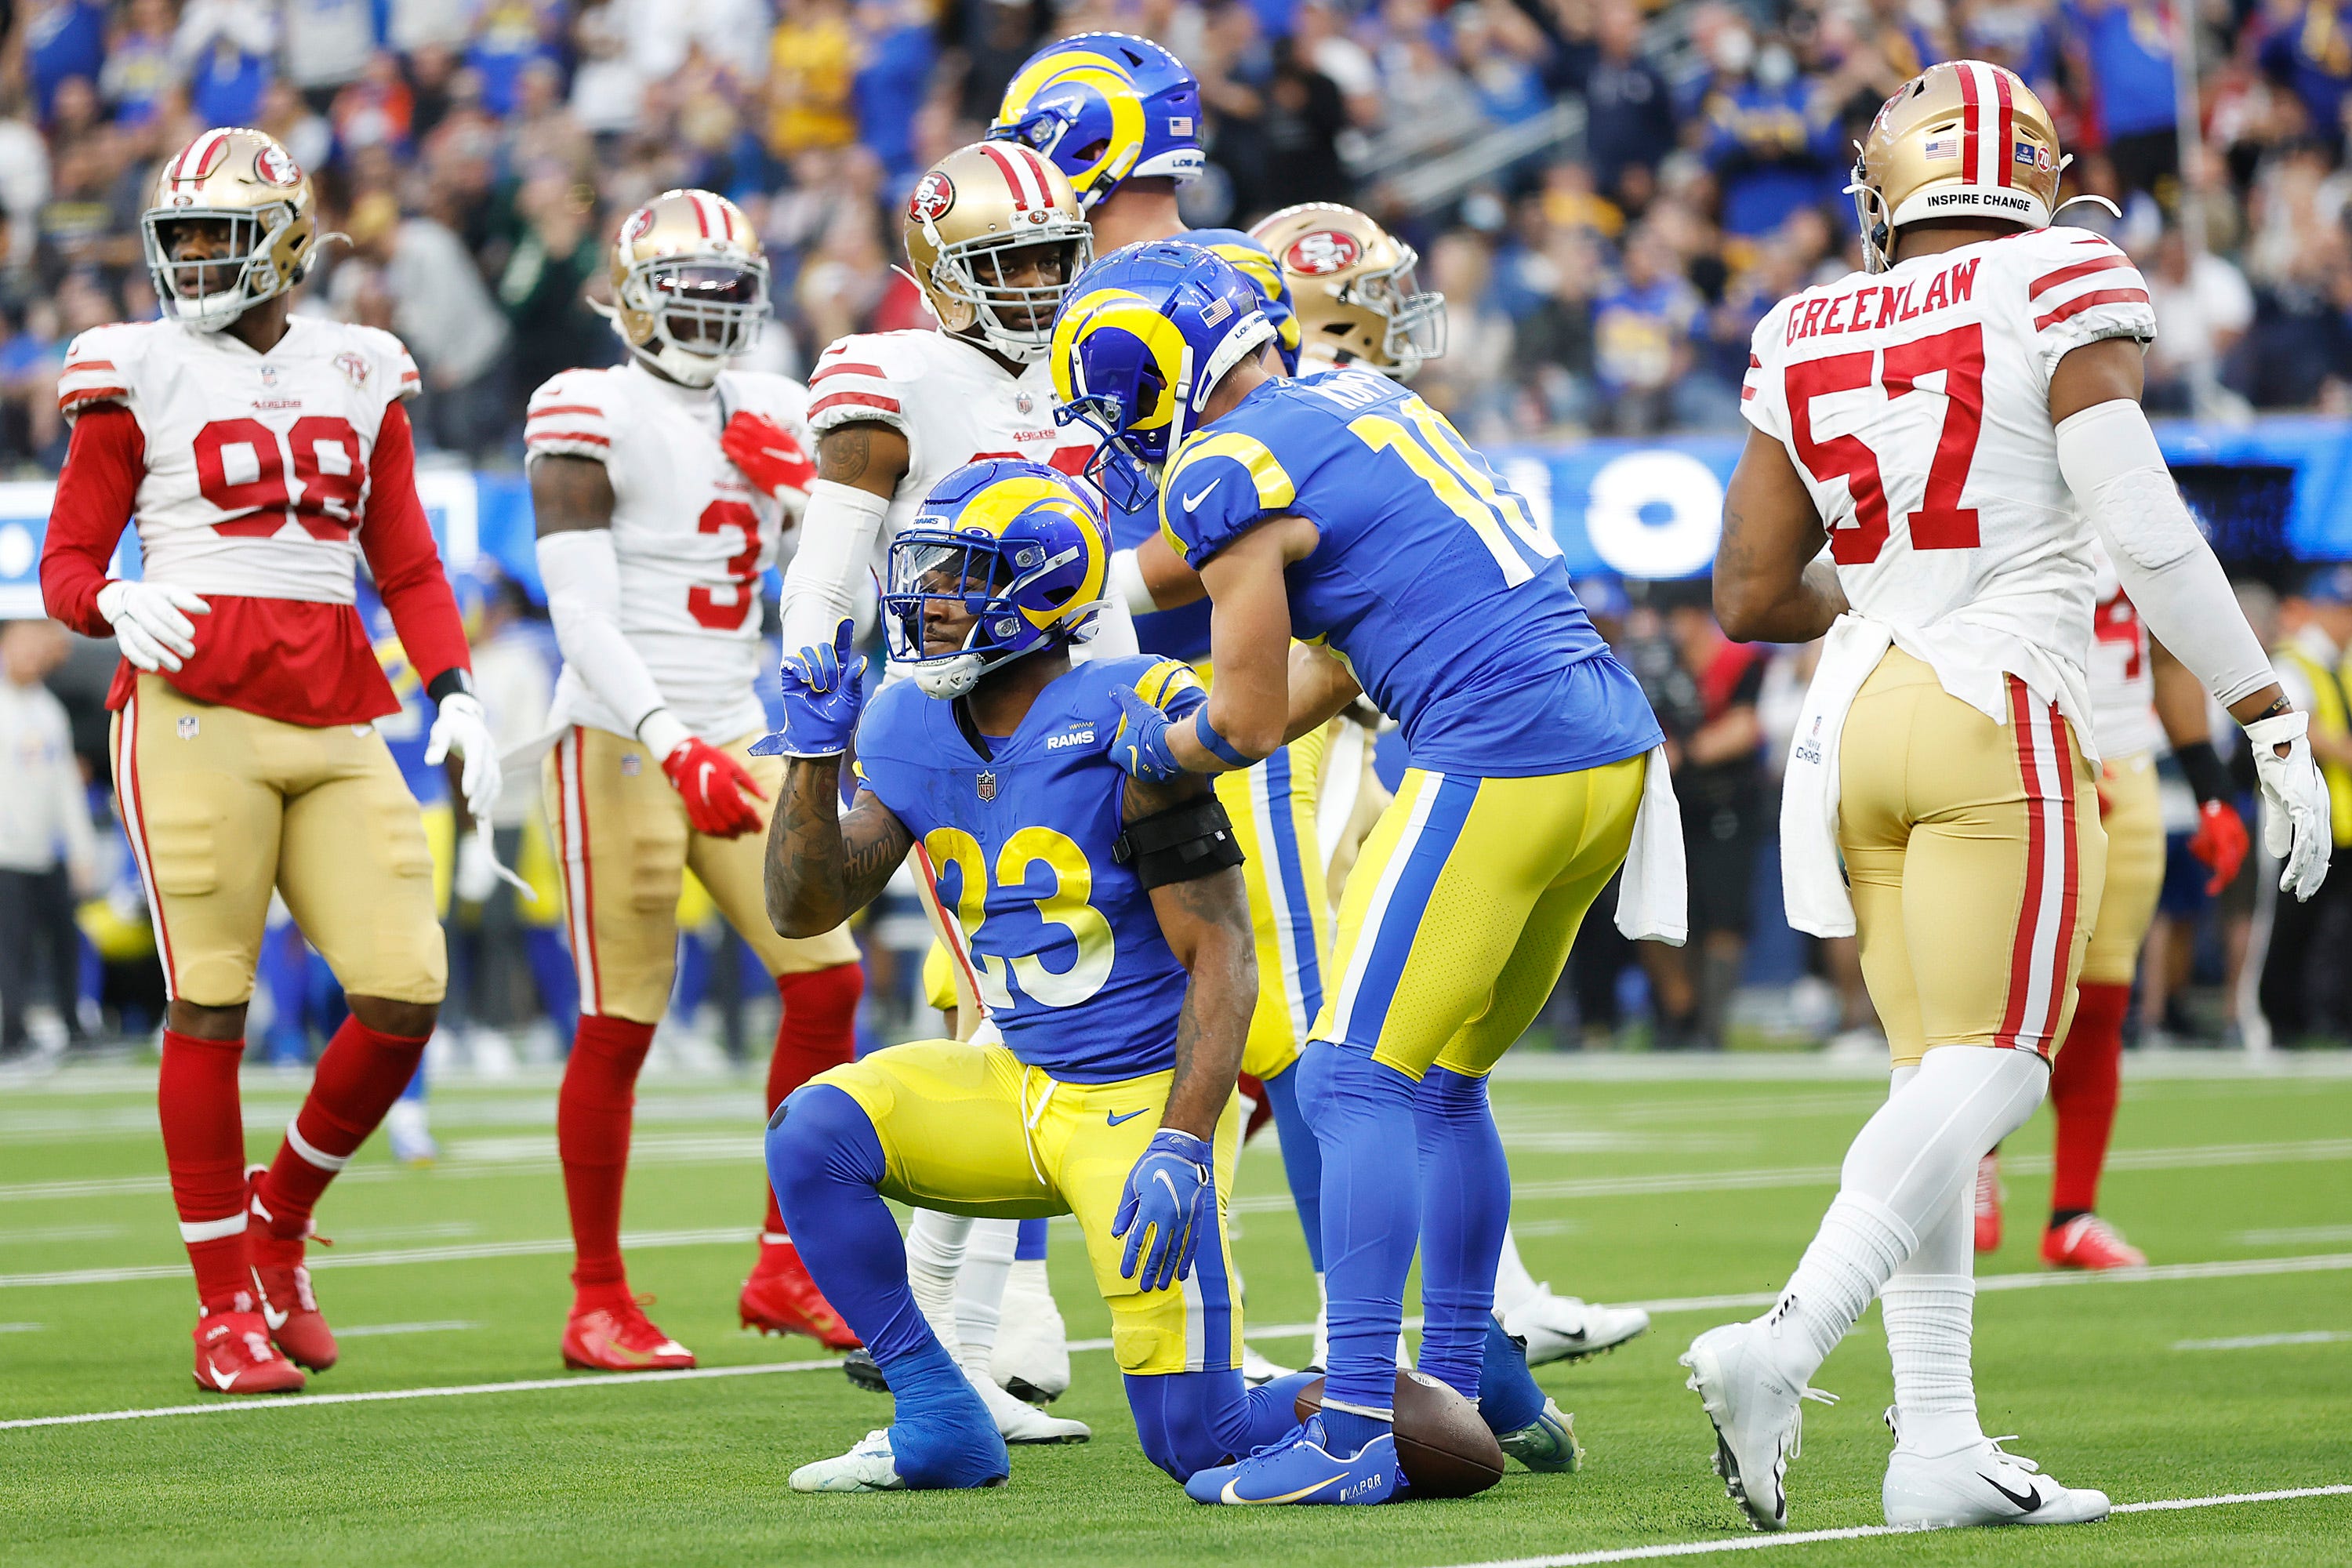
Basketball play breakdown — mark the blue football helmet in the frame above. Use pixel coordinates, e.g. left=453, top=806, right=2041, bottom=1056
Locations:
left=1050, top=241, right=1277, bottom=511
left=987, top=33, right=1203, bottom=211
left=883, top=459, right=1111, bottom=698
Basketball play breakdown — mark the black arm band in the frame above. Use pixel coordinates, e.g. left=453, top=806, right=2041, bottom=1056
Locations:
left=2176, top=739, right=2233, bottom=806
left=1114, top=794, right=1245, bottom=888
left=426, top=667, right=475, bottom=705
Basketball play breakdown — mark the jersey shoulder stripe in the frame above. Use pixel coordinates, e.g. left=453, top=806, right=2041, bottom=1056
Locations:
left=2011, top=227, right=2154, bottom=372
left=56, top=321, right=155, bottom=421
left=805, top=333, right=927, bottom=437
left=525, top=367, right=617, bottom=459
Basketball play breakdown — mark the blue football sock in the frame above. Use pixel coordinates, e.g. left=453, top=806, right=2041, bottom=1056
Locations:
left=1014, top=1218, right=1049, bottom=1261
left=1298, top=1040, right=1416, bottom=1438
left=1261, top=1062, right=1326, bottom=1272
left=767, top=1084, right=1004, bottom=1487
left=1477, top=1316, right=1547, bottom=1436
left=1123, top=1370, right=1321, bottom=1481
left=1414, top=1065, right=1512, bottom=1400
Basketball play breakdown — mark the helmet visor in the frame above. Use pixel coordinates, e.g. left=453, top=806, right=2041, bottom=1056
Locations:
left=645, top=256, right=770, bottom=356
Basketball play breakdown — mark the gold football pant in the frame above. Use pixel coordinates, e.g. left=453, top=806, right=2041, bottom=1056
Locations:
left=111, top=673, right=445, bottom=1007
left=1838, top=649, right=2107, bottom=1069
left=543, top=725, right=857, bottom=1023
left=811, top=1038, right=1244, bottom=1374
left=2081, top=748, right=2164, bottom=987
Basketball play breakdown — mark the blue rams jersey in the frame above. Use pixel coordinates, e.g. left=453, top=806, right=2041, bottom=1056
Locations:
left=359, top=584, right=448, bottom=807
left=855, top=655, right=1210, bottom=1083
left=1156, top=368, right=1662, bottom=775
left=1112, top=227, right=1297, bottom=664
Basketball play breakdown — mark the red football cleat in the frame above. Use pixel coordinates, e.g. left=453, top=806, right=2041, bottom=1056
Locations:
left=2042, top=1214, right=2147, bottom=1270
left=740, top=1236, right=860, bottom=1349
left=245, top=1167, right=337, bottom=1371
left=563, top=1291, right=696, bottom=1371
left=192, top=1308, right=307, bottom=1395
left=1973, top=1152, right=2002, bottom=1254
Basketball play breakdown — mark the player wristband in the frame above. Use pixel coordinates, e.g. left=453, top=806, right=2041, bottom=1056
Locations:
left=1195, top=713, right=1254, bottom=768
left=426, top=668, right=475, bottom=704
left=2175, top=740, right=2233, bottom=806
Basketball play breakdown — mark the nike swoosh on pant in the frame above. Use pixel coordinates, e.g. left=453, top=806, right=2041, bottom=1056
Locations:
left=1221, top=1472, right=1347, bottom=1504
left=1106, top=1109, right=1148, bottom=1126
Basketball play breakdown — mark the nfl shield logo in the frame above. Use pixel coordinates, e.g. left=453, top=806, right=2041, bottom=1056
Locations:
left=976, top=771, right=998, bottom=802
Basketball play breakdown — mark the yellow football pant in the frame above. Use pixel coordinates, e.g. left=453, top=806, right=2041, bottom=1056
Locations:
left=811, top=1038, right=1244, bottom=1374
left=2082, top=749, right=2164, bottom=987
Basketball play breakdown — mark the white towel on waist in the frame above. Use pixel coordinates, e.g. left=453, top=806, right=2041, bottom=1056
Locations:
left=1779, top=615, right=1895, bottom=938
left=1613, top=745, right=1688, bottom=946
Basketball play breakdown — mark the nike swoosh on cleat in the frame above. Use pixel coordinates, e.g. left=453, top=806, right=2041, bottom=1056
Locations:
left=1221, top=1472, right=1348, bottom=1505
left=206, top=1364, right=241, bottom=1390
left=1105, top=1109, right=1148, bottom=1126
left=1981, top=1473, right=2045, bottom=1512
left=262, top=1305, right=289, bottom=1330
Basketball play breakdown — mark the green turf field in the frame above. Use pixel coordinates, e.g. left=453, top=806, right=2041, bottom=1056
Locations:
left=3, top=1052, right=2348, bottom=1566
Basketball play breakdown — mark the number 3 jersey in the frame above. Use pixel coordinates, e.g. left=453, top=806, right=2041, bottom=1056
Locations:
left=1741, top=224, right=2158, bottom=739
left=525, top=361, right=811, bottom=742
left=1154, top=368, right=1661, bottom=776
left=853, top=655, right=1207, bottom=1083
left=43, top=314, right=473, bottom=727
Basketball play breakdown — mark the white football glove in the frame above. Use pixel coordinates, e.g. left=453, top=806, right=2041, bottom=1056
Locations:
left=2246, top=710, right=2332, bottom=902
left=425, top=691, right=502, bottom=821
left=95, top=580, right=209, bottom=673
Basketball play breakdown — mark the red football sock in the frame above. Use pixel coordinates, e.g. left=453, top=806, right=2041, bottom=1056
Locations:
left=256, top=1015, right=429, bottom=1238
left=761, top=963, right=864, bottom=1236
left=158, top=1029, right=252, bottom=1312
left=2048, top=981, right=2129, bottom=1219
left=561, top=1014, right=656, bottom=1290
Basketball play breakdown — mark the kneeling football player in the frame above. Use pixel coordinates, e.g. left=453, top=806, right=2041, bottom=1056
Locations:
left=758, top=459, right=1315, bottom=1490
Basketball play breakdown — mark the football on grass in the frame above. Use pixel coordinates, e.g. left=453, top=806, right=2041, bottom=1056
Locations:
left=1294, top=1370, right=1504, bottom=1497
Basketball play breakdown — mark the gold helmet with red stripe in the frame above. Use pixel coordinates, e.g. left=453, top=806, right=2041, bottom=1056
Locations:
left=903, top=142, right=1093, bottom=364
left=1849, top=60, right=2064, bottom=274
left=142, top=127, right=318, bottom=333
left=1249, top=202, right=1446, bottom=379
left=606, top=189, right=769, bottom=387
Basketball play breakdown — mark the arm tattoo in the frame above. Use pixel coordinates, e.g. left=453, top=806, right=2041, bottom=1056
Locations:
left=1148, top=863, right=1254, bottom=1138
left=817, top=426, right=873, bottom=486
left=530, top=453, right=615, bottom=536
left=764, top=762, right=910, bottom=936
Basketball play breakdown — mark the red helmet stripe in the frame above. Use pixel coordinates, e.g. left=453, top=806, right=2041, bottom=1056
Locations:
left=719, top=198, right=736, bottom=240
left=1993, top=67, right=2016, bottom=189
left=1957, top=64, right=1982, bottom=186
left=173, top=128, right=230, bottom=183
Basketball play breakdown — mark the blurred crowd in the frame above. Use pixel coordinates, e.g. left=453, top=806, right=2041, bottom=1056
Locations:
left=2, top=0, right=2352, bottom=466
left=9, top=562, right=2350, bottom=1069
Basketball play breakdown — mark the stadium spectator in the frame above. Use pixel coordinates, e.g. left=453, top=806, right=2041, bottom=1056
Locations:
left=1572, top=2, right=1677, bottom=210
left=0, top=616, right=97, bottom=1060
left=2259, top=566, right=2352, bottom=1044
left=2141, top=225, right=2256, bottom=413
left=2067, top=0, right=2183, bottom=201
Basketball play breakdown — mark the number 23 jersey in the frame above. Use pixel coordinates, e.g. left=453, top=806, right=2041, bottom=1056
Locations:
left=1741, top=224, right=2157, bottom=737
left=853, top=656, right=1207, bottom=1083
left=527, top=360, right=810, bottom=742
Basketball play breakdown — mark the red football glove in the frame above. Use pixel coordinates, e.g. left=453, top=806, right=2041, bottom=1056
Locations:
left=2187, top=797, right=2250, bottom=895
left=660, top=737, right=767, bottom=839
left=721, top=411, right=816, bottom=508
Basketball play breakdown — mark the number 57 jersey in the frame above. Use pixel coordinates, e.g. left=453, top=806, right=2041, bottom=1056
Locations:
left=1740, top=224, right=2157, bottom=735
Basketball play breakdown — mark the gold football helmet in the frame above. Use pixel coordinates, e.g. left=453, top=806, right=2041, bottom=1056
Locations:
left=1247, top=203, right=1445, bottom=379
left=1849, top=60, right=2064, bottom=274
left=903, top=142, right=1092, bottom=364
left=142, top=127, right=318, bottom=333
left=607, top=189, right=769, bottom=387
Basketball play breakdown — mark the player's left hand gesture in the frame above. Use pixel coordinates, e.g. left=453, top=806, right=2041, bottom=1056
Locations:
left=1113, top=1127, right=1214, bottom=1292
left=426, top=691, right=502, bottom=820
left=721, top=411, right=817, bottom=509
left=753, top=621, right=866, bottom=759
left=1109, top=687, right=1185, bottom=782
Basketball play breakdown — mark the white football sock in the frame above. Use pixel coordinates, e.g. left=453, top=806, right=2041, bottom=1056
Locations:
left=1766, top=1048, right=2047, bottom=1384
left=1883, top=1081, right=1984, bottom=1454
left=951, top=1218, right=1018, bottom=1376
left=1491, top=1225, right=1541, bottom=1318
left=905, top=1208, right=971, bottom=1362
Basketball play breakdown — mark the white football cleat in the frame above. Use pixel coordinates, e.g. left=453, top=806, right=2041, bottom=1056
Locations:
left=1882, top=1410, right=2111, bottom=1527
left=790, top=1429, right=909, bottom=1493
left=973, top=1367, right=1090, bottom=1443
left=1495, top=1395, right=1584, bottom=1473
left=1240, top=1344, right=1296, bottom=1387
left=1503, top=1287, right=1650, bottom=1367
left=384, top=1098, right=437, bottom=1166
left=989, top=1258, right=1071, bottom=1404
left=1682, top=1320, right=1836, bottom=1531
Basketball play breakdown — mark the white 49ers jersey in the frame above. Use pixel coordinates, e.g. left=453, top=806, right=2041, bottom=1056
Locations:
left=56, top=314, right=420, bottom=604
left=526, top=360, right=808, bottom=741
left=2087, top=539, right=2162, bottom=758
left=804, top=326, right=1097, bottom=562
left=1743, top=225, right=2157, bottom=741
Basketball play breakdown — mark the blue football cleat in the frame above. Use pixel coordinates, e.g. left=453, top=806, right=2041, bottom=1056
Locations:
left=1184, top=1415, right=1402, bottom=1505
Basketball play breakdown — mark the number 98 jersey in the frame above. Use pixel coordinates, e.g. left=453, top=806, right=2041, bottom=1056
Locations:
left=1741, top=224, right=2157, bottom=734
left=851, top=656, right=1207, bottom=1083
left=526, top=361, right=810, bottom=741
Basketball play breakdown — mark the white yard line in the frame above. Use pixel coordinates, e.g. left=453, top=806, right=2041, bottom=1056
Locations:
left=1421, top=1485, right=2352, bottom=1568
left=0, top=1323, right=42, bottom=1334
left=332, top=1321, right=481, bottom=1339
left=2175, top=1330, right=2351, bottom=1352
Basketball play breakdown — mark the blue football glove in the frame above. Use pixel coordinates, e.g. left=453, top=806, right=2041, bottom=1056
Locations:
left=1109, top=686, right=1186, bottom=783
left=750, top=621, right=866, bottom=758
left=1112, top=1127, right=1214, bottom=1292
